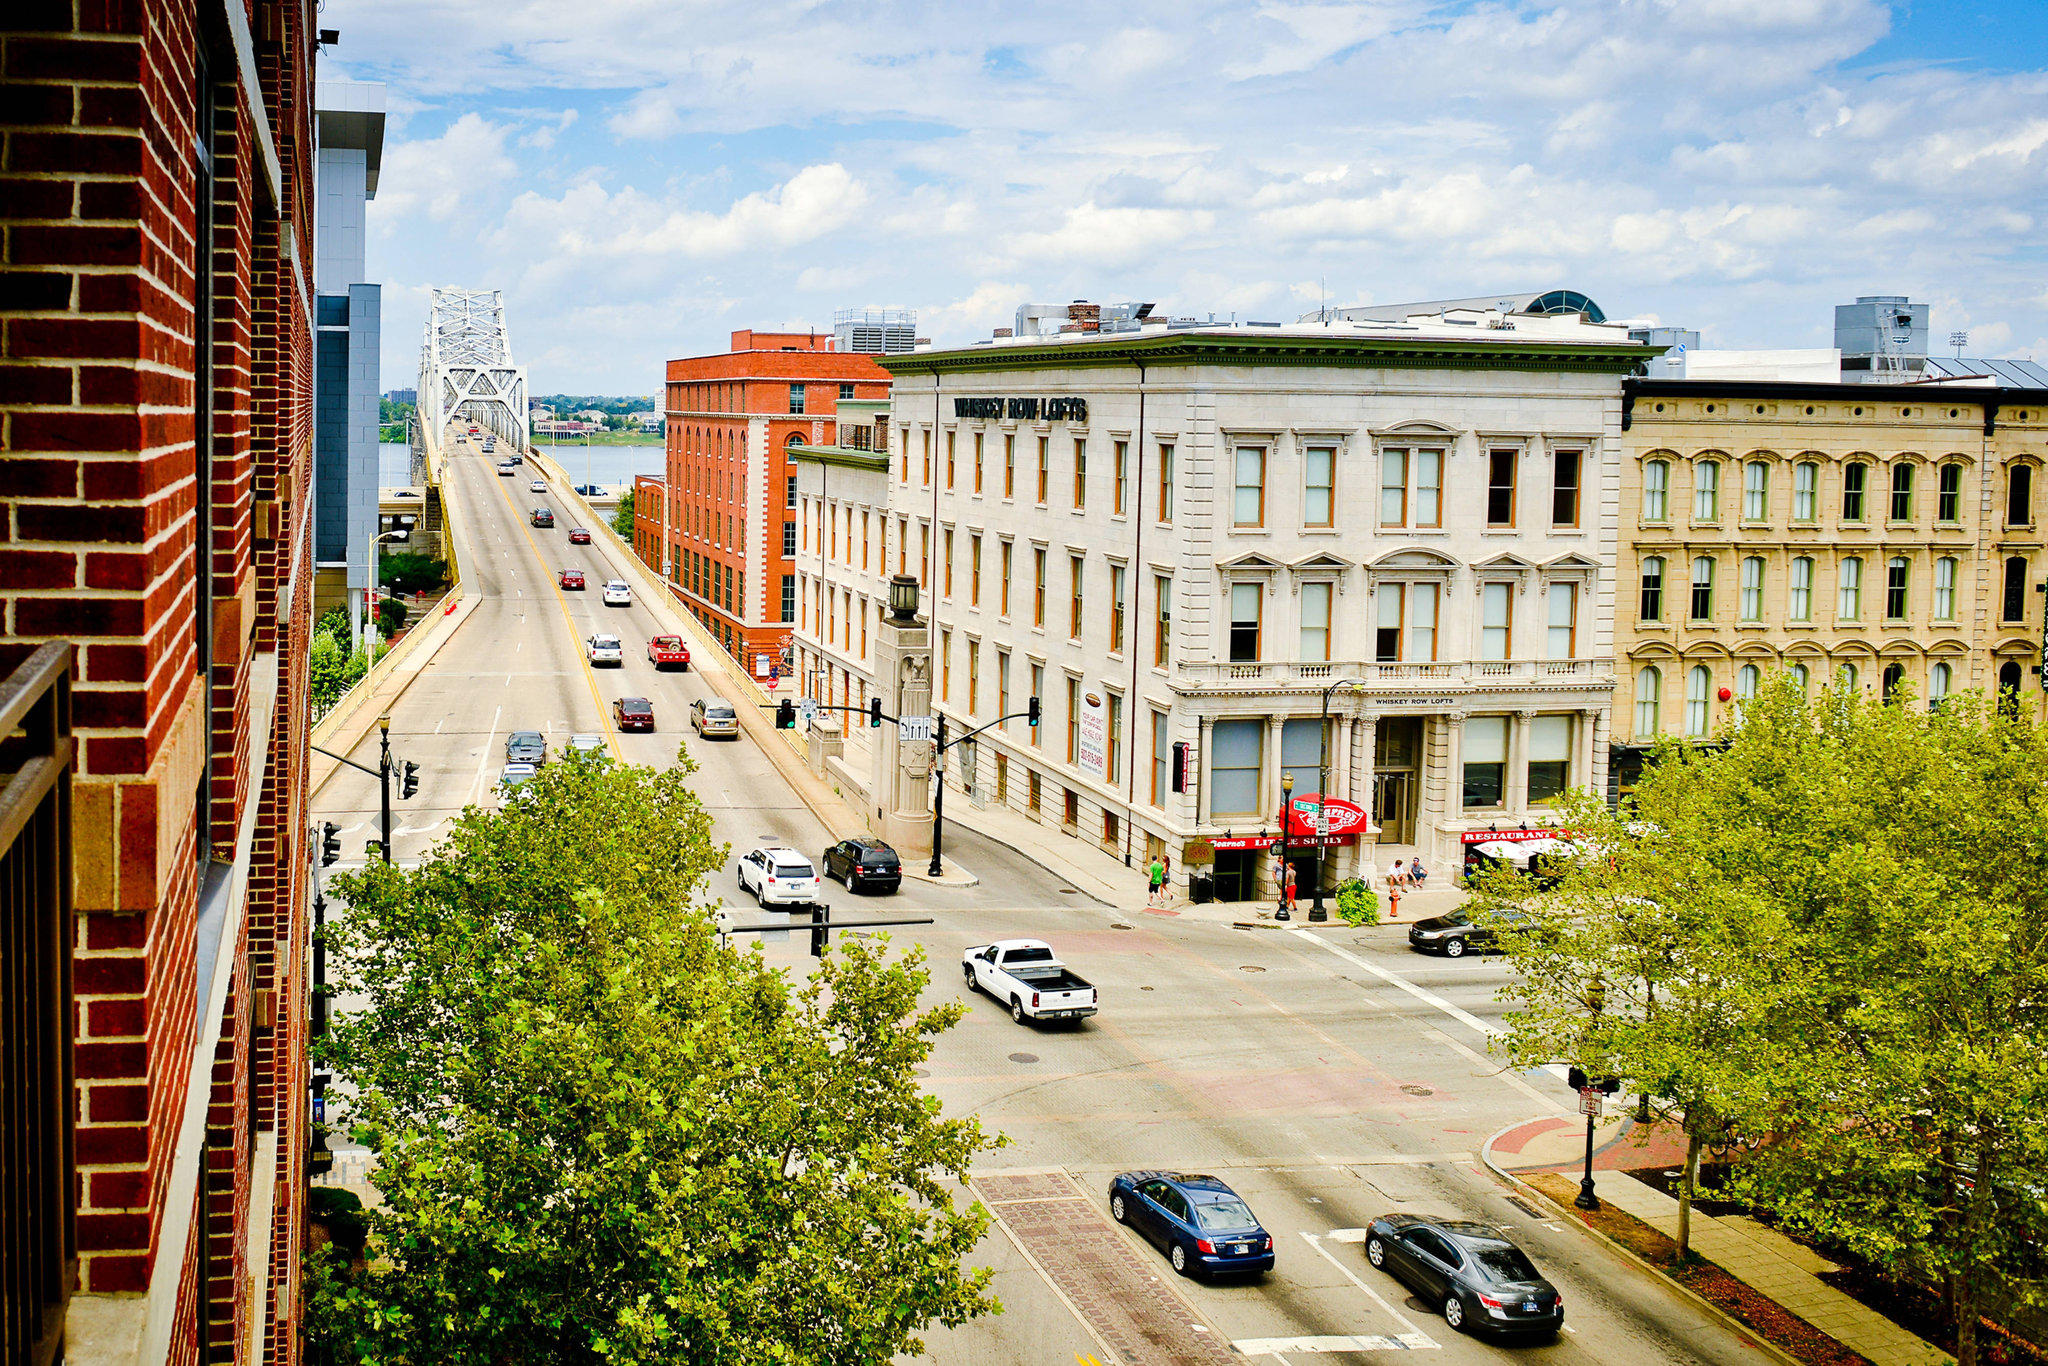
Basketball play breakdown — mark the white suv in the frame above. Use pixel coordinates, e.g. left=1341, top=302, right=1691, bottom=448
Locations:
left=737, top=847, right=822, bottom=906
left=586, top=634, right=623, bottom=666
left=602, top=580, right=632, bottom=606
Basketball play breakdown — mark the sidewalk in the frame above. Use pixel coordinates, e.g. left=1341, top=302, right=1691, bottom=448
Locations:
left=1484, top=1117, right=1951, bottom=1366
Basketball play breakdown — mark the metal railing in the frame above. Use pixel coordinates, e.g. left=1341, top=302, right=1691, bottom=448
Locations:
left=1178, top=658, right=1604, bottom=687
left=0, top=642, right=75, bottom=1366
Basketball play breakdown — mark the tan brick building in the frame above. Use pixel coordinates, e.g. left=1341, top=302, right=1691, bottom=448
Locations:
left=1614, top=380, right=2048, bottom=778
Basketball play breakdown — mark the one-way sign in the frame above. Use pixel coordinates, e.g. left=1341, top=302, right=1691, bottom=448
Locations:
left=898, top=715, right=933, bottom=743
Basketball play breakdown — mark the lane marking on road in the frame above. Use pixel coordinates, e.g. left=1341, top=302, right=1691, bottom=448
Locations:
left=1299, top=1232, right=1438, bottom=1348
left=1286, top=929, right=1497, bottom=1037
left=468, top=704, right=502, bottom=807
left=1421, top=1024, right=1567, bottom=1114
left=486, top=471, right=619, bottom=759
left=1233, top=1335, right=1427, bottom=1355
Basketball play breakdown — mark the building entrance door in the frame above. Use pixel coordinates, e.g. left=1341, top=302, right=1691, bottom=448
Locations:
left=1212, top=849, right=1258, bottom=902
left=1373, top=717, right=1422, bottom=845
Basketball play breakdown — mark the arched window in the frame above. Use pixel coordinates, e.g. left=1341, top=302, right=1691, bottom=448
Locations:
left=1693, top=460, right=1721, bottom=522
left=1789, top=556, right=1814, bottom=622
left=1929, top=662, right=1952, bottom=708
left=1938, top=463, right=1963, bottom=523
left=1739, top=556, right=1764, bottom=623
left=785, top=432, right=807, bottom=448
left=1639, top=556, right=1665, bottom=622
left=1885, top=556, right=1910, bottom=622
left=1634, top=666, right=1662, bottom=737
left=1790, top=663, right=1811, bottom=694
left=1736, top=663, right=1760, bottom=700
left=1793, top=461, right=1819, bottom=522
left=1685, top=665, right=1711, bottom=737
left=2003, top=556, right=2028, bottom=623
left=1837, top=662, right=1859, bottom=691
left=1890, top=463, right=1914, bottom=522
left=2010, top=465, right=2034, bottom=528
left=1842, top=461, right=1869, bottom=522
left=1690, top=556, right=1715, bottom=621
left=1934, top=557, right=1958, bottom=621
left=1744, top=460, right=1769, bottom=521
left=1881, top=662, right=1904, bottom=702
left=1838, top=557, right=1863, bottom=622
left=2000, top=660, right=2024, bottom=717
left=1642, top=460, right=1670, bottom=522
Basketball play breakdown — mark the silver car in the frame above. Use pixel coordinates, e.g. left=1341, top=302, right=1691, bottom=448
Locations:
left=690, top=697, right=739, bottom=739
left=565, top=733, right=607, bottom=759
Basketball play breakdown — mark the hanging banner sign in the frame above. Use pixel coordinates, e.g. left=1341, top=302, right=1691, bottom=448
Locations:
left=1076, top=689, right=1109, bottom=781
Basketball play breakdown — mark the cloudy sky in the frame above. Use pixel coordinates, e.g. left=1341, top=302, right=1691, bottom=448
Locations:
left=327, top=0, right=2048, bottom=397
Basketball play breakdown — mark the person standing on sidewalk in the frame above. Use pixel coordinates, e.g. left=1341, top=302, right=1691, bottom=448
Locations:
left=1147, top=855, right=1167, bottom=906
left=1284, top=863, right=1298, bottom=916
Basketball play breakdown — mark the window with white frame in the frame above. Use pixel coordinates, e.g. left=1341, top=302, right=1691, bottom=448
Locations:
left=1546, top=582, right=1576, bottom=658
left=1480, top=582, right=1511, bottom=660
left=1634, top=666, right=1661, bottom=736
left=1743, top=461, right=1769, bottom=521
left=1739, top=556, right=1764, bottom=624
left=1693, top=460, right=1720, bottom=522
left=1642, top=459, right=1670, bottom=522
left=1379, top=447, right=1443, bottom=528
left=1934, top=557, right=1957, bottom=621
left=1838, top=557, right=1863, bottom=621
left=1374, top=582, right=1438, bottom=662
left=1685, top=664, right=1711, bottom=737
left=1299, top=581, right=1332, bottom=660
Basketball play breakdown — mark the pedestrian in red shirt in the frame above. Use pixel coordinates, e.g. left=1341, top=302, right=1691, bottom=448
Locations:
left=1284, top=863, right=1298, bottom=916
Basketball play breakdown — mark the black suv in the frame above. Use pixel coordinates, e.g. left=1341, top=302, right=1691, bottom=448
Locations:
left=531, top=507, right=554, bottom=528
left=822, top=838, right=902, bottom=894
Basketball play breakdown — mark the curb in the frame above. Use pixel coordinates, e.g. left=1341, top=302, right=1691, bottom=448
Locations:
left=1479, top=1122, right=1808, bottom=1366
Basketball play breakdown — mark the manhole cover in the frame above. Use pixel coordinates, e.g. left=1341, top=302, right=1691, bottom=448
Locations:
left=1111, top=922, right=1135, bottom=930
left=1008, top=1052, right=1039, bottom=1064
left=1240, top=965, right=1266, bottom=973
left=1401, top=1084, right=1435, bottom=1097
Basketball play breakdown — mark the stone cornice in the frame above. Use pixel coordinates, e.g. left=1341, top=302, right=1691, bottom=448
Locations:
left=883, top=331, right=1651, bottom=379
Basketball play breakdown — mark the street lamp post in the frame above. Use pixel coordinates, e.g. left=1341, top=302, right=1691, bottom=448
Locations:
left=1275, top=772, right=1294, bottom=922
left=1311, top=678, right=1367, bottom=923
left=361, top=528, right=406, bottom=651
left=1575, top=974, right=1609, bottom=1211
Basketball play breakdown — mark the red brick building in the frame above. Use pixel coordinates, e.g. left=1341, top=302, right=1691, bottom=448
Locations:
left=1, top=2, right=317, bottom=1361
left=637, top=331, right=889, bottom=670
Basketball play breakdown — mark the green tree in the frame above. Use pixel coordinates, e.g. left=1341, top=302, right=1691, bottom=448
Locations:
left=610, top=487, right=635, bottom=539
left=313, top=750, right=1000, bottom=1364
left=1484, top=678, right=2048, bottom=1365
left=379, top=551, right=447, bottom=596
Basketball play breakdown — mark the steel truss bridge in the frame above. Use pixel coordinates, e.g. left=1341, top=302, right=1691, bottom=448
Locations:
left=415, top=287, right=529, bottom=480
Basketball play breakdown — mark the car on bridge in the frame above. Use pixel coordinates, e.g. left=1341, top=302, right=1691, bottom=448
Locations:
left=647, top=635, right=689, bottom=670
left=689, top=697, right=739, bottom=739
left=1108, top=1171, right=1273, bottom=1279
left=1363, top=1215, right=1562, bottom=1339
left=567, top=527, right=591, bottom=545
left=613, top=696, right=654, bottom=732
left=504, top=731, right=547, bottom=766
left=565, top=733, right=607, bottom=759
left=586, top=634, right=623, bottom=666
left=496, top=461, right=515, bottom=476
left=602, top=580, right=632, bottom=606
left=530, top=507, right=553, bottom=528
left=559, top=569, right=585, bottom=590
left=495, top=761, right=537, bottom=804
left=529, top=479, right=546, bottom=492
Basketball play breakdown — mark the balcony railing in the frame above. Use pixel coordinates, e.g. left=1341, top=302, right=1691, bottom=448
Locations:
left=0, top=642, right=75, bottom=1366
left=1178, top=658, right=1605, bottom=688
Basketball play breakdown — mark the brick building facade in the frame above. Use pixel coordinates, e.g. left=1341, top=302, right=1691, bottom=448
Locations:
left=636, top=330, right=888, bottom=671
left=2, top=1, right=317, bottom=1361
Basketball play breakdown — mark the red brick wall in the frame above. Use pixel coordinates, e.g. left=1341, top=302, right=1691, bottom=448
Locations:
left=1, top=1, right=315, bottom=1358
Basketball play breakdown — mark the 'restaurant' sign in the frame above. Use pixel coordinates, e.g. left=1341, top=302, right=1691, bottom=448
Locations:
left=953, top=396, right=1089, bottom=422
left=1459, top=828, right=1577, bottom=844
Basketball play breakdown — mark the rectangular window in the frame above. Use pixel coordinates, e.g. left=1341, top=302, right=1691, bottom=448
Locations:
left=1838, top=557, right=1863, bottom=621
left=839, top=381, right=855, bottom=400
left=1229, top=582, right=1261, bottom=662
left=1298, top=581, right=1332, bottom=660
left=940, top=629, right=951, bottom=701
left=973, top=431, right=984, bottom=493
left=946, top=430, right=956, bottom=488
left=783, top=521, right=796, bottom=556
left=1280, top=717, right=1324, bottom=793
left=1934, top=557, right=1957, bottom=621
left=1106, top=692, right=1122, bottom=784
left=968, top=638, right=980, bottom=714
left=1414, top=450, right=1442, bottom=526
left=1462, top=715, right=1508, bottom=808
left=780, top=574, right=794, bottom=622
left=1380, top=448, right=1407, bottom=526
left=1028, top=769, right=1041, bottom=808
left=1210, top=718, right=1263, bottom=816
left=919, top=523, right=929, bottom=587
left=1842, top=463, right=1867, bottom=522
left=1487, top=450, right=1517, bottom=526
left=1891, top=464, right=1913, bottom=523
left=998, top=650, right=1011, bottom=724
left=897, top=515, right=908, bottom=574
left=1552, top=450, right=1581, bottom=528
left=1109, top=563, right=1127, bottom=654
left=1151, top=709, right=1170, bottom=807
left=1154, top=576, right=1171, bottom=667
left=1033, top=547, right=1046, bottom=627
left=1794, top=462, right=1818, bottom=522
left=861, top=511, right=870, bottom=570
left=1643, top=460, right=1669, bottom=522
left=1375, top=583, right=1438, bottom=662
left=1068, top=554, right=1084, bottom=640
left=1546, top=582, right=1576, bottom=658
left=1690, top=557, right=1715, bottom=621
left=1037, top=436, right=1050, bottom=503
left=1233, top=446, right=1266, bottom=526
left=1030, top=664, right=1044, bottom=748
left=1885, top=557, right=1909, bottom=622
left=1790, top=557, right=1813, bottom=622
left=1527, top=715, right=1572, bottom=804
left=1000, top=540, right=1013, bottom=615
left=970, top=534, right=982, bottom=607
left=1744, top=461, right=1768, bottom=522
left=1740, top=556, right=1764, bottom=623
left=921, top=428, right=931, bottom=485
left=786, top=473, right=797, bottom=505
left=1480, top=582, right=1511, bottom=660
left=788, top=383, right=805, bottom=415
left=1065, top=676, right=1080, bottom=762
left=1694, top=461, right=1720, bottom=522
left=1304, top=445, right=1335, bottom=527
left=1072, top=438, right=1087, bottom=509
left=942, top=528, right=954, bottom=598
left=1938, top=463, right=1962, bottom=523
left=1004, top=434, right=1016, bottom=497
left=1640, top=557, right=1664, bottom=622
left=1158, top=442, right=1174, bottom=521
left=1113, top=440, right=1128, bottom=514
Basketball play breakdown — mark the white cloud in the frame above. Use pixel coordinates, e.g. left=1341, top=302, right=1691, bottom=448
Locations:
left=375, top=113, right=514, bottom=221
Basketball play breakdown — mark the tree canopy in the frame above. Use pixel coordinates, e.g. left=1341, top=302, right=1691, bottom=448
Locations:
left=1479, top=678, right=2048, bottom=1366
left=313, top=748, right=1000, bottom=1364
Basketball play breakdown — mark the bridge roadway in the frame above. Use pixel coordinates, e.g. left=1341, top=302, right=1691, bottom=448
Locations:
left=312, top=436, right=1783, bottom=1366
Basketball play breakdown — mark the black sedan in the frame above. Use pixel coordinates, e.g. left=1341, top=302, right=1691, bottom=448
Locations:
left=530, top=507, right=554, bottom=527
left=1364, top=1215, right=1562, bottom=1338
left=1407, top=908, right=1530, bottom=958
left=822, top=837, right=902, bottom=894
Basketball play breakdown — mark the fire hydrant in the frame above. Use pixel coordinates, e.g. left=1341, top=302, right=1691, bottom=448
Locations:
left=1388, top=887, right=1400, bottom=921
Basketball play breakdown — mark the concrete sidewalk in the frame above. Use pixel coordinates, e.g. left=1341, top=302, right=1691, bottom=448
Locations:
left=1485, top=1117, right=1951, bottom=1366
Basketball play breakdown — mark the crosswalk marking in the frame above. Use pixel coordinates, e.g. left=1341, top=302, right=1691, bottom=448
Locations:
left=1233, top=1336, right=1429, bottom=1354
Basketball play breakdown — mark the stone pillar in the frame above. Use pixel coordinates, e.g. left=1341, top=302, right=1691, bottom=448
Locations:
left=870, top=610, right=934, bottom=856
left=1435, top=713, right=1465, bottom=864
left=1586, top=705, right=1609, bottom=803
left=1197, top=714, right=1216, bottom=827
left=1329, top=716, right=1351, bottom=799
left=1508, top=709, right=1534, bottom=817
left=1261, top=714, right=1285, bottom=823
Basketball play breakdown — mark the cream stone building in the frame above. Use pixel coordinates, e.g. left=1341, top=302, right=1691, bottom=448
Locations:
left=1613, top=380, right=2048, bottom=782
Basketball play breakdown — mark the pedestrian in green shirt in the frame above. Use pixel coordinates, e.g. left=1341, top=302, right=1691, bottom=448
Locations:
left=1147, top=856, right=1167, bottom=906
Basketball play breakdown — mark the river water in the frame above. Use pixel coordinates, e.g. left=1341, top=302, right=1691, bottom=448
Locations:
left=378, top=441, right=665, bottom=495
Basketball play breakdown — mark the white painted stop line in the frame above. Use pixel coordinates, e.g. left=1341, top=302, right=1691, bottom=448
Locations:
left=1232, top=1335, right=1429, bottom=1354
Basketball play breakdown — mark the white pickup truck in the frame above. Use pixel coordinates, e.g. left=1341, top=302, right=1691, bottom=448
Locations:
left=963, top=939, right=1098, bottom=1025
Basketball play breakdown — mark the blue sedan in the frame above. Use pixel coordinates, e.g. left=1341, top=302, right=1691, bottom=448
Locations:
left=1108, top=1170, right=1274, bottom=1278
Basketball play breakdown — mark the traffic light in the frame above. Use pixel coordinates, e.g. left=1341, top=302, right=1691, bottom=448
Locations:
left=400, top=761, right=420, bottom=799
left=809, top=906, right=828, bottom=959
left=1026, top=695, right=1040, bottom=727
left=320, top=821, right=341, bottom=867
left=868, top=696, right=883, bottom=727
left=775, top=699, right=796, bottom=729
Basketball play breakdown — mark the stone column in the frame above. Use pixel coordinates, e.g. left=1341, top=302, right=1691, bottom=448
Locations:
left=1508, top=709, right=1534, bottom=817
left=1435, top=713, right=1465, bottom=861
left=1197, top=714, right=1216, bottom=826
left=1585, top=705, right=1609, bottom=804
left=1262, top=714, right=1285, bottom=824
left=870, top=610, right=934, bottom=856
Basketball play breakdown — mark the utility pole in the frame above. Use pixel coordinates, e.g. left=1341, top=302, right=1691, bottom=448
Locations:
left=928, top=714, right=948, bottom=877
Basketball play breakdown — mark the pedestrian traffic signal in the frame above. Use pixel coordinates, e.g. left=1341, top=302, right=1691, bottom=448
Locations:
left=319, top=821, right=341, bottom=867
left=400, top=761, right=420, bottom=799
left=775, top=699, right=796, bottom=729
left=868, top=696, right=883, bottom=727
left=1026, top=695, right=1040, bottom=727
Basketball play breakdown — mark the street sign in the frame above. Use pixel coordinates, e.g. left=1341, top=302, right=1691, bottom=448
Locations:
left=799, top=697, right=818, bottom=725
left=1579, top=1087, right=1605, bottom=1117
left=898, top=715, right=933, bottom=743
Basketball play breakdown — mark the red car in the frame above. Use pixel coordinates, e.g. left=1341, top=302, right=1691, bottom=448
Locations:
left=647, top=635, right=690, bottom=671
left=613, top=696, right=654, bottom=731
left=559, top=568, right=585, bottom=590
left=568, top=527, right=592, bottom=545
